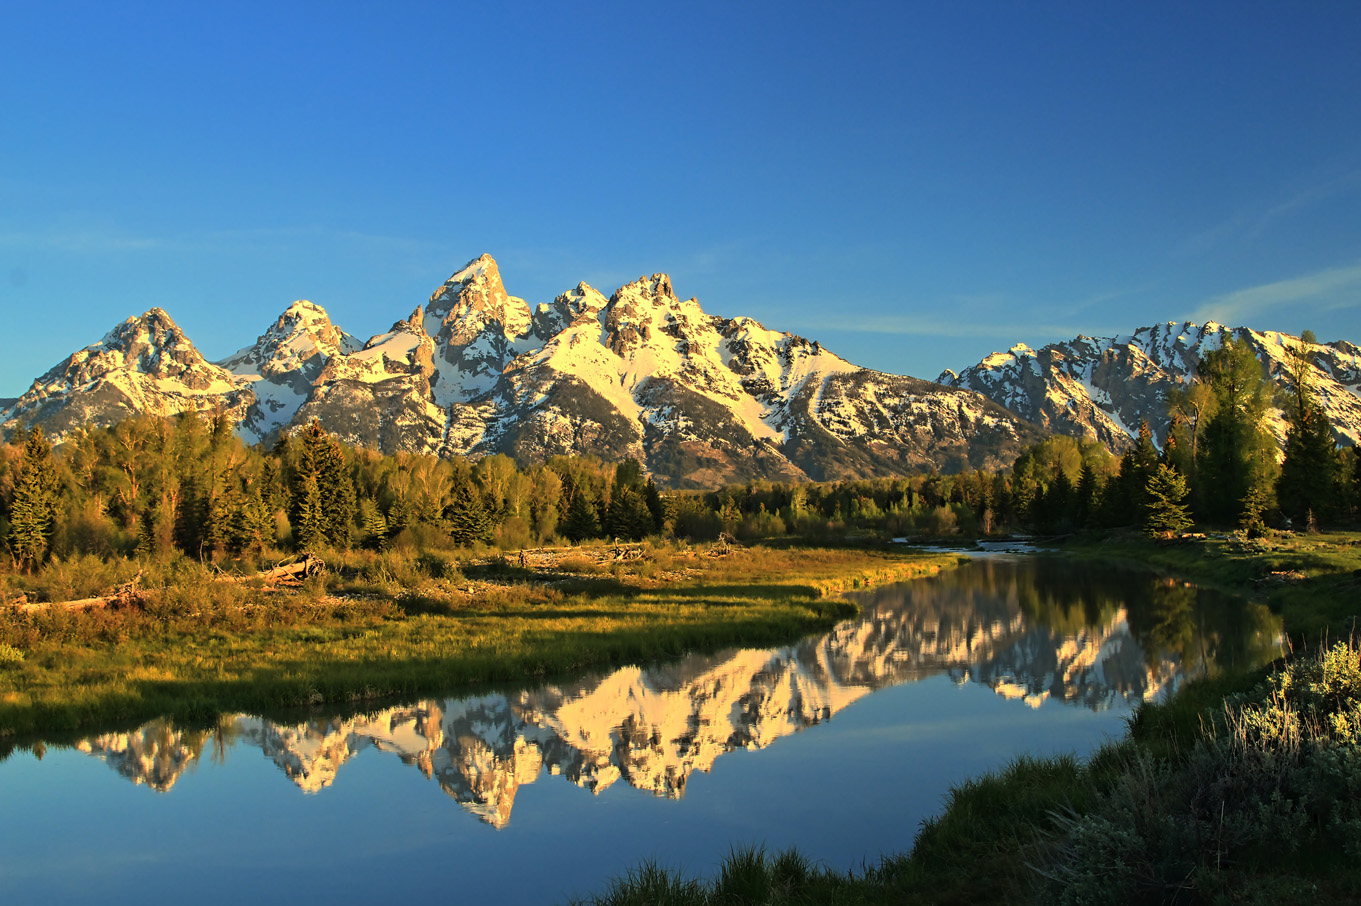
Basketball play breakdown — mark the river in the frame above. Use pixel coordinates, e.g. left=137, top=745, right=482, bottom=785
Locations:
left=0, top=552, right=1281, bottom=904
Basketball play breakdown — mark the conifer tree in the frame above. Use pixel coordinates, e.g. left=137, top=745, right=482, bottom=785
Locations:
left=288, top=421, right=354, bottom=549
left=315, top=435, right=355, bottom=548
left=606, top=486, right=654, bottom=541
left=643, top=478, right=665, bottom=533
left=1123, top=420, right=1160, bottom=517
left=1143, top=464, right=1192, bottom=537
left=1196, top=336, right=1277, bottom=525
left=8, top=427, right=61, bottom=569
left=1277, top=331, right=1338, bottom=527
left=1038, top=468, right=1075, bottom=531
left=358, top=498, right=390, bottom=550
left=291, top=471, right=325, bottom=551
left=444, top=474, right=493, bottom=545
left=561, top=488, right=600, bottom=542
left=1076, top=463, right=1101, bottom=528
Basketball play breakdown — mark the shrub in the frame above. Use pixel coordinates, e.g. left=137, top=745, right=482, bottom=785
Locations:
left=1037, top=639, right=1361, bottom=901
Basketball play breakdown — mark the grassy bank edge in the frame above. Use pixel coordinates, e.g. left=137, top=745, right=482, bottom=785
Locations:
left=0, top=544, right=960, bottom=749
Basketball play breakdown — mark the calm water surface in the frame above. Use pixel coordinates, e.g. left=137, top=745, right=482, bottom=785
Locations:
left=0, top=554, right=1281, bottom=904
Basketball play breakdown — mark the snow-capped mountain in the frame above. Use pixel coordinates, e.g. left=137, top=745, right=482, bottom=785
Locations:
left=0, top=254, right=1040, bottom=485
left=1, top=308, right=256, bottom=439
left=939, top=321, right=1361, bottom=450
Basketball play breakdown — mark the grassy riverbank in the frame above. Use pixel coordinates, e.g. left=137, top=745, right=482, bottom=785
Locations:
left=572, top=530, right=1361, bottom=905
left=0, top=541, right=958, bottom=746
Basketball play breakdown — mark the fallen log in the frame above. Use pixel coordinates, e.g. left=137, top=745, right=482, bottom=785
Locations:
left=10, top=575, right=142, bottom=614
left=6, top=555, right=326, bottom=613
left=218, top=553, right=325, bottom=587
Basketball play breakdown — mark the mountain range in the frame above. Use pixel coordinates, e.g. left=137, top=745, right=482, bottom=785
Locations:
left=3, top=254, right=1358, bottom=485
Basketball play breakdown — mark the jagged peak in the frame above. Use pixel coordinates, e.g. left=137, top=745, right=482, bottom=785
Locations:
left=266, top=300, right=340, bottom=337
left=278, top=299, right=332, bottom=322
left=980, top=350, right=1020, bottom=370
left=101, top=308, right=197, bottom=354
left=424, top=252, right=530, bottom=342
left=556, top=281, right=608, bottom=307
left=218, top=298, right=357, bottom=378
left=118, top=306, right=180, bottom=332
left=432, top=253, right=501, bottom=296
left=388, top=306, right=427, bottom=336
left=610, top=273, right=678, bottom=308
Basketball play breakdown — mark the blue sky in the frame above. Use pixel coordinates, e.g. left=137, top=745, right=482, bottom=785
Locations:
left=3, top=1, right=1360, bottom=398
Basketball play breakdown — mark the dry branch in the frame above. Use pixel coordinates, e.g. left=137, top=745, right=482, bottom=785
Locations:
left=6, top=555, right=326, bottom=613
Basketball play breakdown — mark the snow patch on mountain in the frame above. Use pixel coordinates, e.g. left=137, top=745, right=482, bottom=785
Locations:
left=941, top=321, right=1361, bottom=450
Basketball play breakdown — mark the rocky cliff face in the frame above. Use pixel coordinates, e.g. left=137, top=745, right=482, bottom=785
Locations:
left=939, top=321, right=1361, bottom=450
left=0, top=255, right=1040, bottom=484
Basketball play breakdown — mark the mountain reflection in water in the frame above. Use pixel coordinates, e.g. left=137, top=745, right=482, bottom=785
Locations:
left=69, top=556, right=1279, bottom=828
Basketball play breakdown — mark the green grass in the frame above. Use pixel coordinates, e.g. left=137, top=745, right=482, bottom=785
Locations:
left=0, top=541, right=958, bottom=745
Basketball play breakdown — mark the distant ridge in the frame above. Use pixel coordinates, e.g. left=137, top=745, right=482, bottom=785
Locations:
left=939, top=322, right=1361, bottom=450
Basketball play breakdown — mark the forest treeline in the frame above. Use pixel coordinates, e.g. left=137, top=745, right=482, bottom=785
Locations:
left=1, top=336, right=1357, bottom=573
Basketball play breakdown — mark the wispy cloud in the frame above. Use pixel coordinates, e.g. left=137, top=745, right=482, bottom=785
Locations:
left=0, top=228, right=162, bottom=253
left=202, top=226, right=445, bottom=256
left=1191, top=262, right=1361, bottom=325
left=0, top=223, right=455, bottom=259
left=799, top=312, right=1095, bottom=341
left=1178, top=168, right=1361, bottom=258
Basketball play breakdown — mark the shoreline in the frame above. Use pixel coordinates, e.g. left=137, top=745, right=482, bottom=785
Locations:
left=0, top=542, right=960, bottom=747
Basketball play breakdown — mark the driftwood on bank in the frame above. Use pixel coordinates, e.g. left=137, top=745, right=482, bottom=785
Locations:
left=706, top=532, right=743, bottom=557
left=215, top=553, right=326, bottom=587
left=508, top=545, right=653, bottom=570
left=4, top=554, right=326, bottom=614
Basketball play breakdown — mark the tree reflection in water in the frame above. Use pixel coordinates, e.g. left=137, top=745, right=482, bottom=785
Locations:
left=59, top=556, right=1280, bottom=828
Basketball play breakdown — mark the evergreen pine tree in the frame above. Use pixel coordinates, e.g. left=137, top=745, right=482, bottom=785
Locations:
left=1121, top=420, right=1160, bottom=520
left=315, top=436, right=355, bottom=548
left=561, top=488, right=600, bottom=543
left=444, top=475, right=493, bottom=546
left=289, top=421, right=353, bottom=549
left=643, top=478, right=665, bottom=533
left=359, top=498, right=390, bottom=551
left=1143, top=464, right=1192, bottom=537
left=1038, top=469, right=1075, bottom=531
left=1196, top=336, right=1278, bottom=525
left=1075, top=463, right=1101, bottom=528
left=606, top=487, right=654, bottom=541
left=292, top=472, right=325, bottom=550
left=1277, top=331, right=1338, bottom=527
left=8, top=427, right=61, bottom=570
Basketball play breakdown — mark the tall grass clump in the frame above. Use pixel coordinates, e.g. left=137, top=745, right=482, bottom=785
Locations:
left=1037, top=638, right=1361, bottom=904
left=569, top=847, right=851, bottom=906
